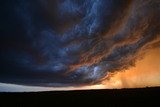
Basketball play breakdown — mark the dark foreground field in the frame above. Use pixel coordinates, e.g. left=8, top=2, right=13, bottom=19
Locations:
left=1, top=87, right=160, bottom=106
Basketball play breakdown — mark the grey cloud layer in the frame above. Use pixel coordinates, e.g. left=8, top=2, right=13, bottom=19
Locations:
left=0, top=0, right=160, bottom=86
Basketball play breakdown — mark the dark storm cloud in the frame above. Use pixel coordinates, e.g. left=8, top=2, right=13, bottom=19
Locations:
left=0, top=0, right=160, bottom=86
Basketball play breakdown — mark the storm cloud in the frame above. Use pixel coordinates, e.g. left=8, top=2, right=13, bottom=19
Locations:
left=0, top=0, right=160, bottom=87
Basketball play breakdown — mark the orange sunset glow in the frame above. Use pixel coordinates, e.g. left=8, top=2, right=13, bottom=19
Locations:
left=101, top=48, right=160, bottom=88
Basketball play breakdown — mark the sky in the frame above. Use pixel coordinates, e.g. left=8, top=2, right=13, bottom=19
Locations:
left=0, top=0, right=160, bottom=92
left=102, top=48, right=160, bottom=88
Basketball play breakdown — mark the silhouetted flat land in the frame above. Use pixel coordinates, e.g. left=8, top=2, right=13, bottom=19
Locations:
left=0, top=87, right=160, bottom=106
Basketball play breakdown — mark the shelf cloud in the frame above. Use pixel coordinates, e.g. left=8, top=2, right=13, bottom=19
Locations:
left=0, top=0, right=160, bottom=87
